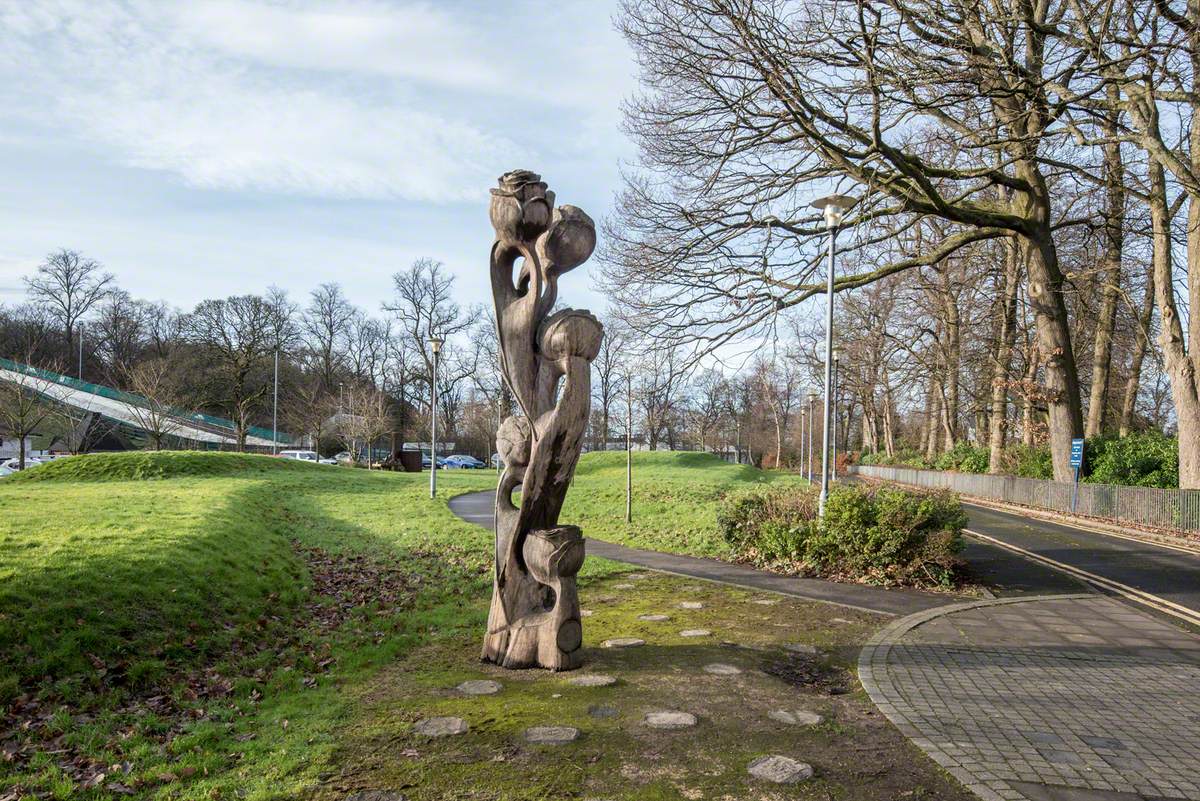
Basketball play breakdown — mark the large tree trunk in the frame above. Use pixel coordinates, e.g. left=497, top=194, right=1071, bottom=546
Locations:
left=925, top=382, right=941, bottom=462
left=1023, top=229, right=1085, bottom=481
left=1149, top=162, right=1200, bottom=488
left=940, top=278, right=961, bottom=451
left=988, top=237, right=1021, bottom=472
left=1119, top=271, right=1156, bottom=436
left=1085, top=125, right=1126, bottom=437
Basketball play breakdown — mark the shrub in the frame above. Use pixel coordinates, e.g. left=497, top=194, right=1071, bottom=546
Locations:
left=718, top=485, right=965, bottom=588
left=933, top=442, right=989, bottom=473
left=859, top=448, right=930, bottom=468
left=1084, top=433, right=1178, bottom=488
left=995, top=443, right=1054, bottom=479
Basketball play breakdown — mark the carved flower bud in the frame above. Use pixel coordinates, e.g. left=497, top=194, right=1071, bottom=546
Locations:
left=489, top=170, right=554, bottom=244
left=538, top=309, right=604, bottom=364
left=496, top=414, right=532, bottom=468
left=536, top=205, right=596, bottom=276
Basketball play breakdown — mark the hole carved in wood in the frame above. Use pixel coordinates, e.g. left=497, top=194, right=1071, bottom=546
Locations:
left=482, top=169, right=602, bottom=671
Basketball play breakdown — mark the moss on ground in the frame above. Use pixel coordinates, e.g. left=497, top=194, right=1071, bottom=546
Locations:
left=323, top=573, right=972, bottom=801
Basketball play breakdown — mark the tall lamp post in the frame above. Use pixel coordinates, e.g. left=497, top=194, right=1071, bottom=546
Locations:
left=831, top=348, right=840, bottom=481
left=428, top=335, right=444, bottom=499
left=272, top=348, right=279, bottom=455
left=811, top=193, right=856, bottom=516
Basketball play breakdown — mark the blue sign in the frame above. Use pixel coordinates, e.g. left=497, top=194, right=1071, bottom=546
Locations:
left=1069, top=438, right=1084, bottom=468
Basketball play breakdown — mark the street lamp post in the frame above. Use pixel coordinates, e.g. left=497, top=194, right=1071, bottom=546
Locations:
left=272, top=348, right=279, bottom=455
left=811, top=194, right=856, bottom=516
left=428, top=335, right=444, bottom=499
left=831, top=348, right=840, bottom=481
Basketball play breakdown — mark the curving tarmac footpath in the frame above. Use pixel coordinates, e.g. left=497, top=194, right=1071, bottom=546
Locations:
left=450, top=487, right=1200, bottom=801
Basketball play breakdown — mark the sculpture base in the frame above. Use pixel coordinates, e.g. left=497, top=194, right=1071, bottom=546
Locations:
left=482, top=527, right=584, bottom=671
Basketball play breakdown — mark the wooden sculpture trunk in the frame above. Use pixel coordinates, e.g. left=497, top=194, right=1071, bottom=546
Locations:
left=481, top=170, right=602, bottom=671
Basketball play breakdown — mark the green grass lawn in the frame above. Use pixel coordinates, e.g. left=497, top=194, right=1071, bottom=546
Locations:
left=0, top=451, right=965, bottom=801
left=564, top=450, right=807, bottom=557
left=0, top=453, right=518, bottom=799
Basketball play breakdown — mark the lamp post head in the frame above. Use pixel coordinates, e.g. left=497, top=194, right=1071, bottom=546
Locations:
left=832, top=348, right=841, bottom=363
left=810, top=194, right=856, bottom=230
left=808, top=391, right=818, bottom=403
left=429, top=336, right=444, bottom=355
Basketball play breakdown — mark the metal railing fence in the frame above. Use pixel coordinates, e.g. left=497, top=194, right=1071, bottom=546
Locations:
left=848, top=464, right=1200, bottom=533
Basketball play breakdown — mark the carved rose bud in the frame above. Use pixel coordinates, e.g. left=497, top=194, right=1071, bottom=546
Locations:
left=489, top=170, right=555, bottom=244
left=536, top=205, right=596, bottom=276
left=538, top=309, right=604, bottom=364
left=496, top=414, right=532, bottom=469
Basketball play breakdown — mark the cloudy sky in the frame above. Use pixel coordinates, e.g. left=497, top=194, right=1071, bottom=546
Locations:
left=0, top=0, right=636, bottom=316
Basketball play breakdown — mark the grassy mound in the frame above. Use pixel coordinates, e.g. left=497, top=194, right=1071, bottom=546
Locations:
left=564, top=451, right=806, bottom=557
left=0, top=453, right=506, bottom=799
left=6, top=450, right=317, bottom=483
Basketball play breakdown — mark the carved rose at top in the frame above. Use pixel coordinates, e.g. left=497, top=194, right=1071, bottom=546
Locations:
left=489, top=170, right=555, bottom=244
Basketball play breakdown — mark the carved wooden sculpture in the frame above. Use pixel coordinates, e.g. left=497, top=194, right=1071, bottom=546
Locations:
left=482, top=170, right=602, bottom=671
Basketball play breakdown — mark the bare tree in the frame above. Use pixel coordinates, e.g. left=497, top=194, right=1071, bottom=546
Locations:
left=0, top=358, right=59, bottom=468
left=341, top=382, right=392, bottom=468
left=186, top=294, right=291, bottom=450
left=303, top=283, right=355, bottom=390
left=591, top=318, right=628, bottom=450
left=24, top=249, right=114, bottom=354
left=122, top=358, right=184, bottom=450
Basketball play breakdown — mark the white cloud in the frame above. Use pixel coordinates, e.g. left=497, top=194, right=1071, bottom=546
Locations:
left=0, top=0, right=625, bottom=201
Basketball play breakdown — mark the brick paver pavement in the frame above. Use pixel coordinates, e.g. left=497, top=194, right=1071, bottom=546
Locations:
left=860, top=594, right=1200, bottom=801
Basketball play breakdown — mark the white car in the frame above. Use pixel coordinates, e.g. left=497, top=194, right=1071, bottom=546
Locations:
left=278, top=450, right=319, bottom=462
left=1, top=457, right=43, bottom=471
left=0, top=465, right=13, bottom=477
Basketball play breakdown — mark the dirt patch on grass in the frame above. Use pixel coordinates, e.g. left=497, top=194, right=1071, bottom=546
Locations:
left=0, top=544, right=441, bottom=799
left=316, top=574, right=974, bottom=801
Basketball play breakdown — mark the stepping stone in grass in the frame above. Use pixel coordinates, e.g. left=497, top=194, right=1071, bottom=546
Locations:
left=748, top=755, right=814, bottom=784
left=752, top=598, right=780, bottom=605
left=414, top=717, right=468, bottom=738
left=455, top=679, right=501, bottom=695
left=626, top=573, right=649, bottom=580
left=569, top=674, right=618, bottom=687
left=830, top=617, right=851, bottom=624
left=638, top=614, right=670, bottom=622
left=589, top=705, right=619, bottom=719
left=644, top=711, right=697, bottom=729
left=703, top=663, right=742, bottom=675
left=524, top=725, right=580, bottom=745
left=580, top=609, right=594, bottom=617
left=782, top=643, right=819, bottom=655
left=768, top=710, right=823, bottom=726
left=602, top=637, right=645, bottom=648
left=614, top=583, right=636, bottom=589
left=679, top=601, right=704, bottom=609
left=680, top=629, right=711, bottom=637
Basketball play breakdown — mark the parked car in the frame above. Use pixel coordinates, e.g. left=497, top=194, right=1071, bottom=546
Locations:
left=1, top=457, right=43, bottom=471
left=0, top=465, right=13, bottom=477
left=421, top=455, right=449, bottom=469
left=333, top=451, right=354, bottom=463
left=278, top=449, right=319, bottom=462
left=444, top=454, right=486, bottom=469
left=317, top=456, right=339, bottom=465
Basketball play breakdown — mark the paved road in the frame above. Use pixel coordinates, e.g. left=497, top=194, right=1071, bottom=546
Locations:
left=448, top=489, right=947, bottom=616
left=958, top=501, right=1200, bottom=625
left=863, top=594, right=1200, bottom=801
